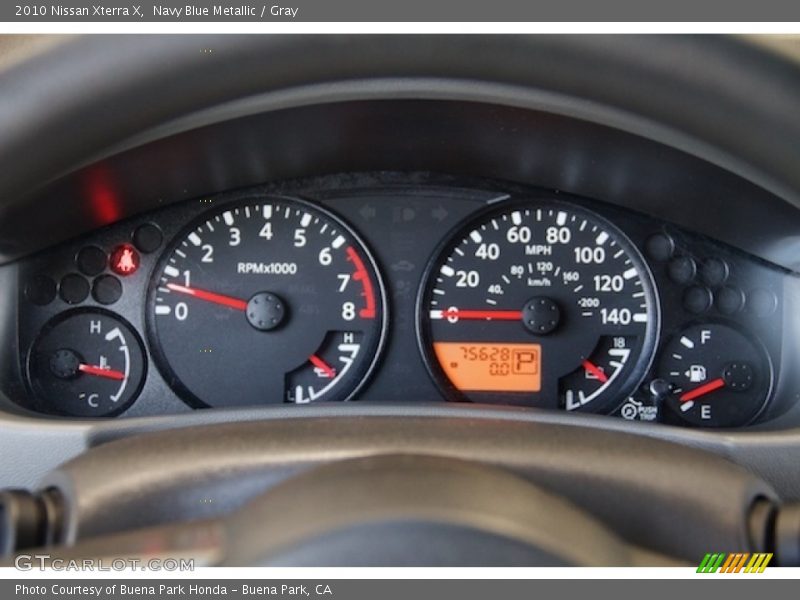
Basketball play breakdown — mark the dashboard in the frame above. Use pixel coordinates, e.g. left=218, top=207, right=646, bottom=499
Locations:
left=5, top=173, right=798, bottom=429
left=2, top=36, right=800, bottom=564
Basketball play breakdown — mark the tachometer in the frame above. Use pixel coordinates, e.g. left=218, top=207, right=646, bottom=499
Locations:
left=418, top=200, right=659, bottom=412
left=148, top=197, right=386, bottom=408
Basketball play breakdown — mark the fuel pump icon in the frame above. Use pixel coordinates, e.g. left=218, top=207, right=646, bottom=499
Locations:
left=685, top=365, right=707, bottom=383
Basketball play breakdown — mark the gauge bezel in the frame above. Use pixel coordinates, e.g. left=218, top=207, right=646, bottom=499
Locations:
left=415, top=196, right=661, bottom=414
left=657, top=318, right=775, bottom=428
left=25, top=307, right=148, bottom=418
left=145, top=192, right=389, bottom=409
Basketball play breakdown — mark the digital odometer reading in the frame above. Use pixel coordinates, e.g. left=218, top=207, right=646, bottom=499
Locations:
left=434, top=343, right=541, bottom=392
left=148, top=197, right=386, bottom=408
left=419, top=201, right=658, bottom=412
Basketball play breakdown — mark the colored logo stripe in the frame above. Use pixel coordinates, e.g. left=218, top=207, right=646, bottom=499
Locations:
left=697, top=553, right=773, bottom=573
left=745, top=553, right=773, bottom=573
left=697, top=553, right=726, bottom=573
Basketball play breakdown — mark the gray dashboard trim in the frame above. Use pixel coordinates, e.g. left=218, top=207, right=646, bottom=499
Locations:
left=115, top=77, right=800, bottom=214
left=1, top=35, right=800, bottom=267
left=2, top=403, right=800, bottom=500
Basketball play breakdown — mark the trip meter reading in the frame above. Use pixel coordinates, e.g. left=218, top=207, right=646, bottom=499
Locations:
left=433, top=342, right=542, bottom=392
left=418, top=200, right=659, bottom=412
left=148, top=197, right=386, bottom=408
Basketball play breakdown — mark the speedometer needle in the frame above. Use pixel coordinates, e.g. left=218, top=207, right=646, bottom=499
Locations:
left=436, top=308, right=523, bottom=321
left=78, top=364, right=126, bottom=381
left=679, top=378, right=725, bottom=402
left=166, top=283, right=248, bottom=311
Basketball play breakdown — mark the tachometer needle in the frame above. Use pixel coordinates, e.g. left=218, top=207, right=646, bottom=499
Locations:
left=309, top=354, right=336, bottom=379
left=679, top=377, right=725, bottom=403
left=437, top=309, right=523, bottom=321
left=78, top=364, right=126, bottom=381
left=582, top=359, right=609, bottom=383
left=166, top=283, right=248, bottom=311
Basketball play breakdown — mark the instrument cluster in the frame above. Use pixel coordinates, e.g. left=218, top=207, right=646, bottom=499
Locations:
left=8, top=175, right=796, bottom=428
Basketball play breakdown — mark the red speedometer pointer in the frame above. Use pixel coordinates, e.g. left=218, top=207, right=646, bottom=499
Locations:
left=441, top=309, right=523, bottom=321
left=78, top=364, right=125, bottom=381
left=679, top=378, right=725, bottom=403
left=309, top=354, right=336, bottom=379
left=582, top=359, right=609, bottom=383
left=165, top=283, right=248, bottom=311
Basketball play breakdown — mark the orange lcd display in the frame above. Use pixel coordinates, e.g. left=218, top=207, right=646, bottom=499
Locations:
left=433, top=342, right=541, bottom=392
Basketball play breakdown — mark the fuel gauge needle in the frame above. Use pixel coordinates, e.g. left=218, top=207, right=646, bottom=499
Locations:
left=78, top=364, right=126, bottom=381
left=679, top=377, right=725, bottom=403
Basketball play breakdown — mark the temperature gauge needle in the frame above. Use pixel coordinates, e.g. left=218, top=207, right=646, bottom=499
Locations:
left=166, top=283, right=248, bottom=311
left=679, top=377, right=725, bottom=403
left=78, top=364, right=126, bottom=381
left=309, top=354, right=336, bottom=379
left=582, top=359, right=609, bottom=383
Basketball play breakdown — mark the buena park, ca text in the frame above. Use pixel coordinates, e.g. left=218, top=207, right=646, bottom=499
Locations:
left=17, top=584, right=334, bottom=596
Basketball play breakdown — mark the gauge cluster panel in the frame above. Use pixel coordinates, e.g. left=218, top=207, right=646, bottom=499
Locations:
left=4, top=174, right=797, bottom=428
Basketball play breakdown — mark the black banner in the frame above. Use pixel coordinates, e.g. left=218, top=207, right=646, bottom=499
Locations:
left=3, top=0, right=800, bottom=22
left=6, top=579, right=800, bottom=599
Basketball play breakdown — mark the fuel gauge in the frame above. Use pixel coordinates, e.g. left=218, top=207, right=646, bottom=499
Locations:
left=656, top=323, right=772, bottom=427
left=28, top=310, right=146, bottom=417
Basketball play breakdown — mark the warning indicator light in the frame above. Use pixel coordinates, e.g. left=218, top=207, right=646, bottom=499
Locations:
left=433, top=342, right=541, bottom=392
left=109, top=244, right=140, bottom=276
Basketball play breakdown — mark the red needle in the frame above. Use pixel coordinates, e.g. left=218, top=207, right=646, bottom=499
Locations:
left=309, top=355, right=336, bottom=379
left=166, top=283, right=248, bottom=311
left=680, top=378, right=725, bottom=402
left=78, top=364, right=125, bottom=381
left=582, top=359, right=609, bottom=383
left=442, top=309, right=523, bottom=320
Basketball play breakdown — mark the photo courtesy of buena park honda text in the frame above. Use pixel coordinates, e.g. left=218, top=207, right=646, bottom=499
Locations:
left=0, top=0, right=799, bottom=596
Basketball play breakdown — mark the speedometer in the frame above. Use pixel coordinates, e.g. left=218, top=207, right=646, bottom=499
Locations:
left=148, top=196, right=386, bottom=408
left=418, top=200, right=659, bottom=413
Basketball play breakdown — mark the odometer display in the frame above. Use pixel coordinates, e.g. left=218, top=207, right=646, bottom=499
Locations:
left=148, top=197, right=386, bottom=408
left=433, top=342, right=542, bottom=392
left=419, top=201, right=659, bottom=412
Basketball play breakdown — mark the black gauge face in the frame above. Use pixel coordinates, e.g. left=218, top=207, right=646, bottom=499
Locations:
left=419, top=201, right=659, bottom=412
left=658, top=323, right=772, bottom=427
left=148, top=197, right=386, bottom=408
left=28, top=310, right=146, bottom=417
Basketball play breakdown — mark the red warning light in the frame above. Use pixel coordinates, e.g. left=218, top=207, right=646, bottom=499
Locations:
left=110, top=244, right=140, bottom=276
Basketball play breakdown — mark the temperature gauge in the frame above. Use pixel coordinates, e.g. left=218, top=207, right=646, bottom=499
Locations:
left=27, top=310, right=146, bottom=417
left=656, top=323, right=772, bottom=427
